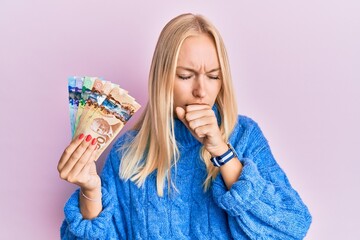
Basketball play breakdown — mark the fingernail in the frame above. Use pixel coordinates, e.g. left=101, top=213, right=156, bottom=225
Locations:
left=78, top=133, right=84, bottom=140
left=86, top=135, right=92, bottom=142
left=91, top=138, right=97, bottom=145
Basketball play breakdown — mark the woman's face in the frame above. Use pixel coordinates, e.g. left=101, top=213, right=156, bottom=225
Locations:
left=173, top=34, right=222, bottom=110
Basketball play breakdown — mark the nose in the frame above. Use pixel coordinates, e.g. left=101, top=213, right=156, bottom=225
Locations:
left=192, top=75, right=206, bottom=99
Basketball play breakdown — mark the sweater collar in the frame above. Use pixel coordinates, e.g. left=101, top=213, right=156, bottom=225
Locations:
left=174, top=104, right=221, bottom=147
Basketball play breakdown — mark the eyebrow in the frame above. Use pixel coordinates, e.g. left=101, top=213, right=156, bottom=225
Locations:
left=176, top=66, right=220, bottom=74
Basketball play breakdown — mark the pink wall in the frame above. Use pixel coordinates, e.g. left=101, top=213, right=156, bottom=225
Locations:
left=1, top=1, right=359, bottom=239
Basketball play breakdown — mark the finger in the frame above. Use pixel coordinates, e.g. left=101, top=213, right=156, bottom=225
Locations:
left=193, top=123, right=214, bottom=138
left=66, top=138, right=98, bottom=182
left=185, top=104, right=211, bottom=112
left=93, top=149, right=101, bottom=162
left=176, top=106, right=211, bottom=143
left=58, top=133, right=85, bottom=171
left=188, top=115, right=215, bottom=131
left=175, top=107, right=188, bottom=126
left=185, top=108, right=214, bottom=122
left=59, top=135, right=93, bottom=179
left=89, top=147, right=100, bottom=164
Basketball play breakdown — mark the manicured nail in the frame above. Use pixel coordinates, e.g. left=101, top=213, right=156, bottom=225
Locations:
left=78, top=133, right=85, bottom=140
left=85, top=135, right=92, bottom=142
left=91, top=138, right=97, bottom=145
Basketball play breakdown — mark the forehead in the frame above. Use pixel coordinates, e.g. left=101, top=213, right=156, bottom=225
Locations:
left=177, top=34, right=219, bottom=70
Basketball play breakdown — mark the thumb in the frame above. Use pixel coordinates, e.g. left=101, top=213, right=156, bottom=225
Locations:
left=175, top=106, right=187, bottom=125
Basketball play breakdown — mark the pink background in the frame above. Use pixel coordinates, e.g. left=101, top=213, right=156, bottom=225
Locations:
left=1, top=1, right=359, bottom=239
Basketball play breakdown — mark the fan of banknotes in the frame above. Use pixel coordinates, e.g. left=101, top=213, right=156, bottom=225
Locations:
left=68, top=76, right=141, bottom=156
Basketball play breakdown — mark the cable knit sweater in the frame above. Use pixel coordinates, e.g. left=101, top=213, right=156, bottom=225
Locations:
left=61, top=110, right=312, bottom=239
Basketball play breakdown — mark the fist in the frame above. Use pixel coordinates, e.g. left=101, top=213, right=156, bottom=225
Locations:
left=175, top=104, right=228, bottom=156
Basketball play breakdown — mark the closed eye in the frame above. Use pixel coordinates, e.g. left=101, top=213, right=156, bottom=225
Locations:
left=177, top=75, right=193, bottom=80
left=208, top=75, right=220, bottom=80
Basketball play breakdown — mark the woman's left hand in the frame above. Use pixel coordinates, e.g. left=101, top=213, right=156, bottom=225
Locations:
left=175, top=104, right=228, bottom=156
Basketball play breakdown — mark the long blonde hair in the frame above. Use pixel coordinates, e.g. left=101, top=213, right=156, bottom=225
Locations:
left=119, top=13, right=238, bottom=196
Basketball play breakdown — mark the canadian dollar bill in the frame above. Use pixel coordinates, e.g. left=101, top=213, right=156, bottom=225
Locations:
left=68, top=77, right=77, bottom=135
left=103, top=86, right=141, bottom=123
left=73, top=77, right=83, bottom=136
left=81, top=85, right=141, bottom=156
left=74, top=77, right=95, bottom=132
left=74, top=79, right=120, bottom=137
left=68, top=76, right=141, bottom=157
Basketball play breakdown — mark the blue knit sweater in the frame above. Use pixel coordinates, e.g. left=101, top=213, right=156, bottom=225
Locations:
left=61, top=112, right=312, bottom=239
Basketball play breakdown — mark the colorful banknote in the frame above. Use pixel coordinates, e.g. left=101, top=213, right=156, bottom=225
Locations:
left=67, top=76, right=141, bottom=156
left=73, top=77, right=95, bottom=135
left=74, top=78, right=107, bottom=137
left=68, top=76, right=83, bottom=136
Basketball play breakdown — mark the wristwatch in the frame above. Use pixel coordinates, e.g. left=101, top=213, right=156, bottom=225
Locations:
left=210, top=143, right=238, bottom=167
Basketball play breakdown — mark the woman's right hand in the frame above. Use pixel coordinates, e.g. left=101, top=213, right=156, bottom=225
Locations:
left=57, top=134, right=101, bottom=192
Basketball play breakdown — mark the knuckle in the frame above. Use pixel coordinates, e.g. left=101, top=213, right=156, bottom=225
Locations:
left=57, top=164, right=61, bottom=172
left=77, top=144, right=88, bottom=153
left=59, top=172, right=67, bottom=180
left=185, top=114, right=190, bottom=121
left=186, top=112, right=194, bottom=120
left=64, top=147, right=71, bottom=156
left=71, top=152, right=82, bottom=160
left=188, top=120, right=195, bottom=129
left=81, top=139, right=91, bottom=147
left=67, top=175, right=76, bottom=183
left=194, top=127, right=201, bottom=135
left=67, top=177, right=73, bottom=183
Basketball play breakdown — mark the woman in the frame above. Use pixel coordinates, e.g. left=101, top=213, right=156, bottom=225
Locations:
left=58, top=13, right=312, bottom=239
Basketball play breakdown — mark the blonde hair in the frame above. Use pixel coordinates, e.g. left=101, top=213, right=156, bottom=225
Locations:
left=119, top=13, right=238, bottom=196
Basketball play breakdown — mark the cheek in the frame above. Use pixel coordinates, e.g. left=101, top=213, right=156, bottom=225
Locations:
left=210, top=82, right=222, bottom=98
left=173, top=83, right=187, bottom=105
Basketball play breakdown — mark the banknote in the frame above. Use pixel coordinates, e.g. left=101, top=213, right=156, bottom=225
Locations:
left=67, top=76, right=141, bottom=157
left=73, top=77, right=83, bottom=136
left=68, top=77, right=77, bottom=135
left=74, top=77, right=95, bottom=132
left=103, top=86, right=141, bottom=123
left=80, top=85, right=141, bottom=156
left=74, top=79, right=117, bottom=137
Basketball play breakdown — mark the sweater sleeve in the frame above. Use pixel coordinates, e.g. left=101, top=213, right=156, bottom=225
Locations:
left=60, top=137, right=130, bottom=240
left=212, top=117, right=312, bottom=240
